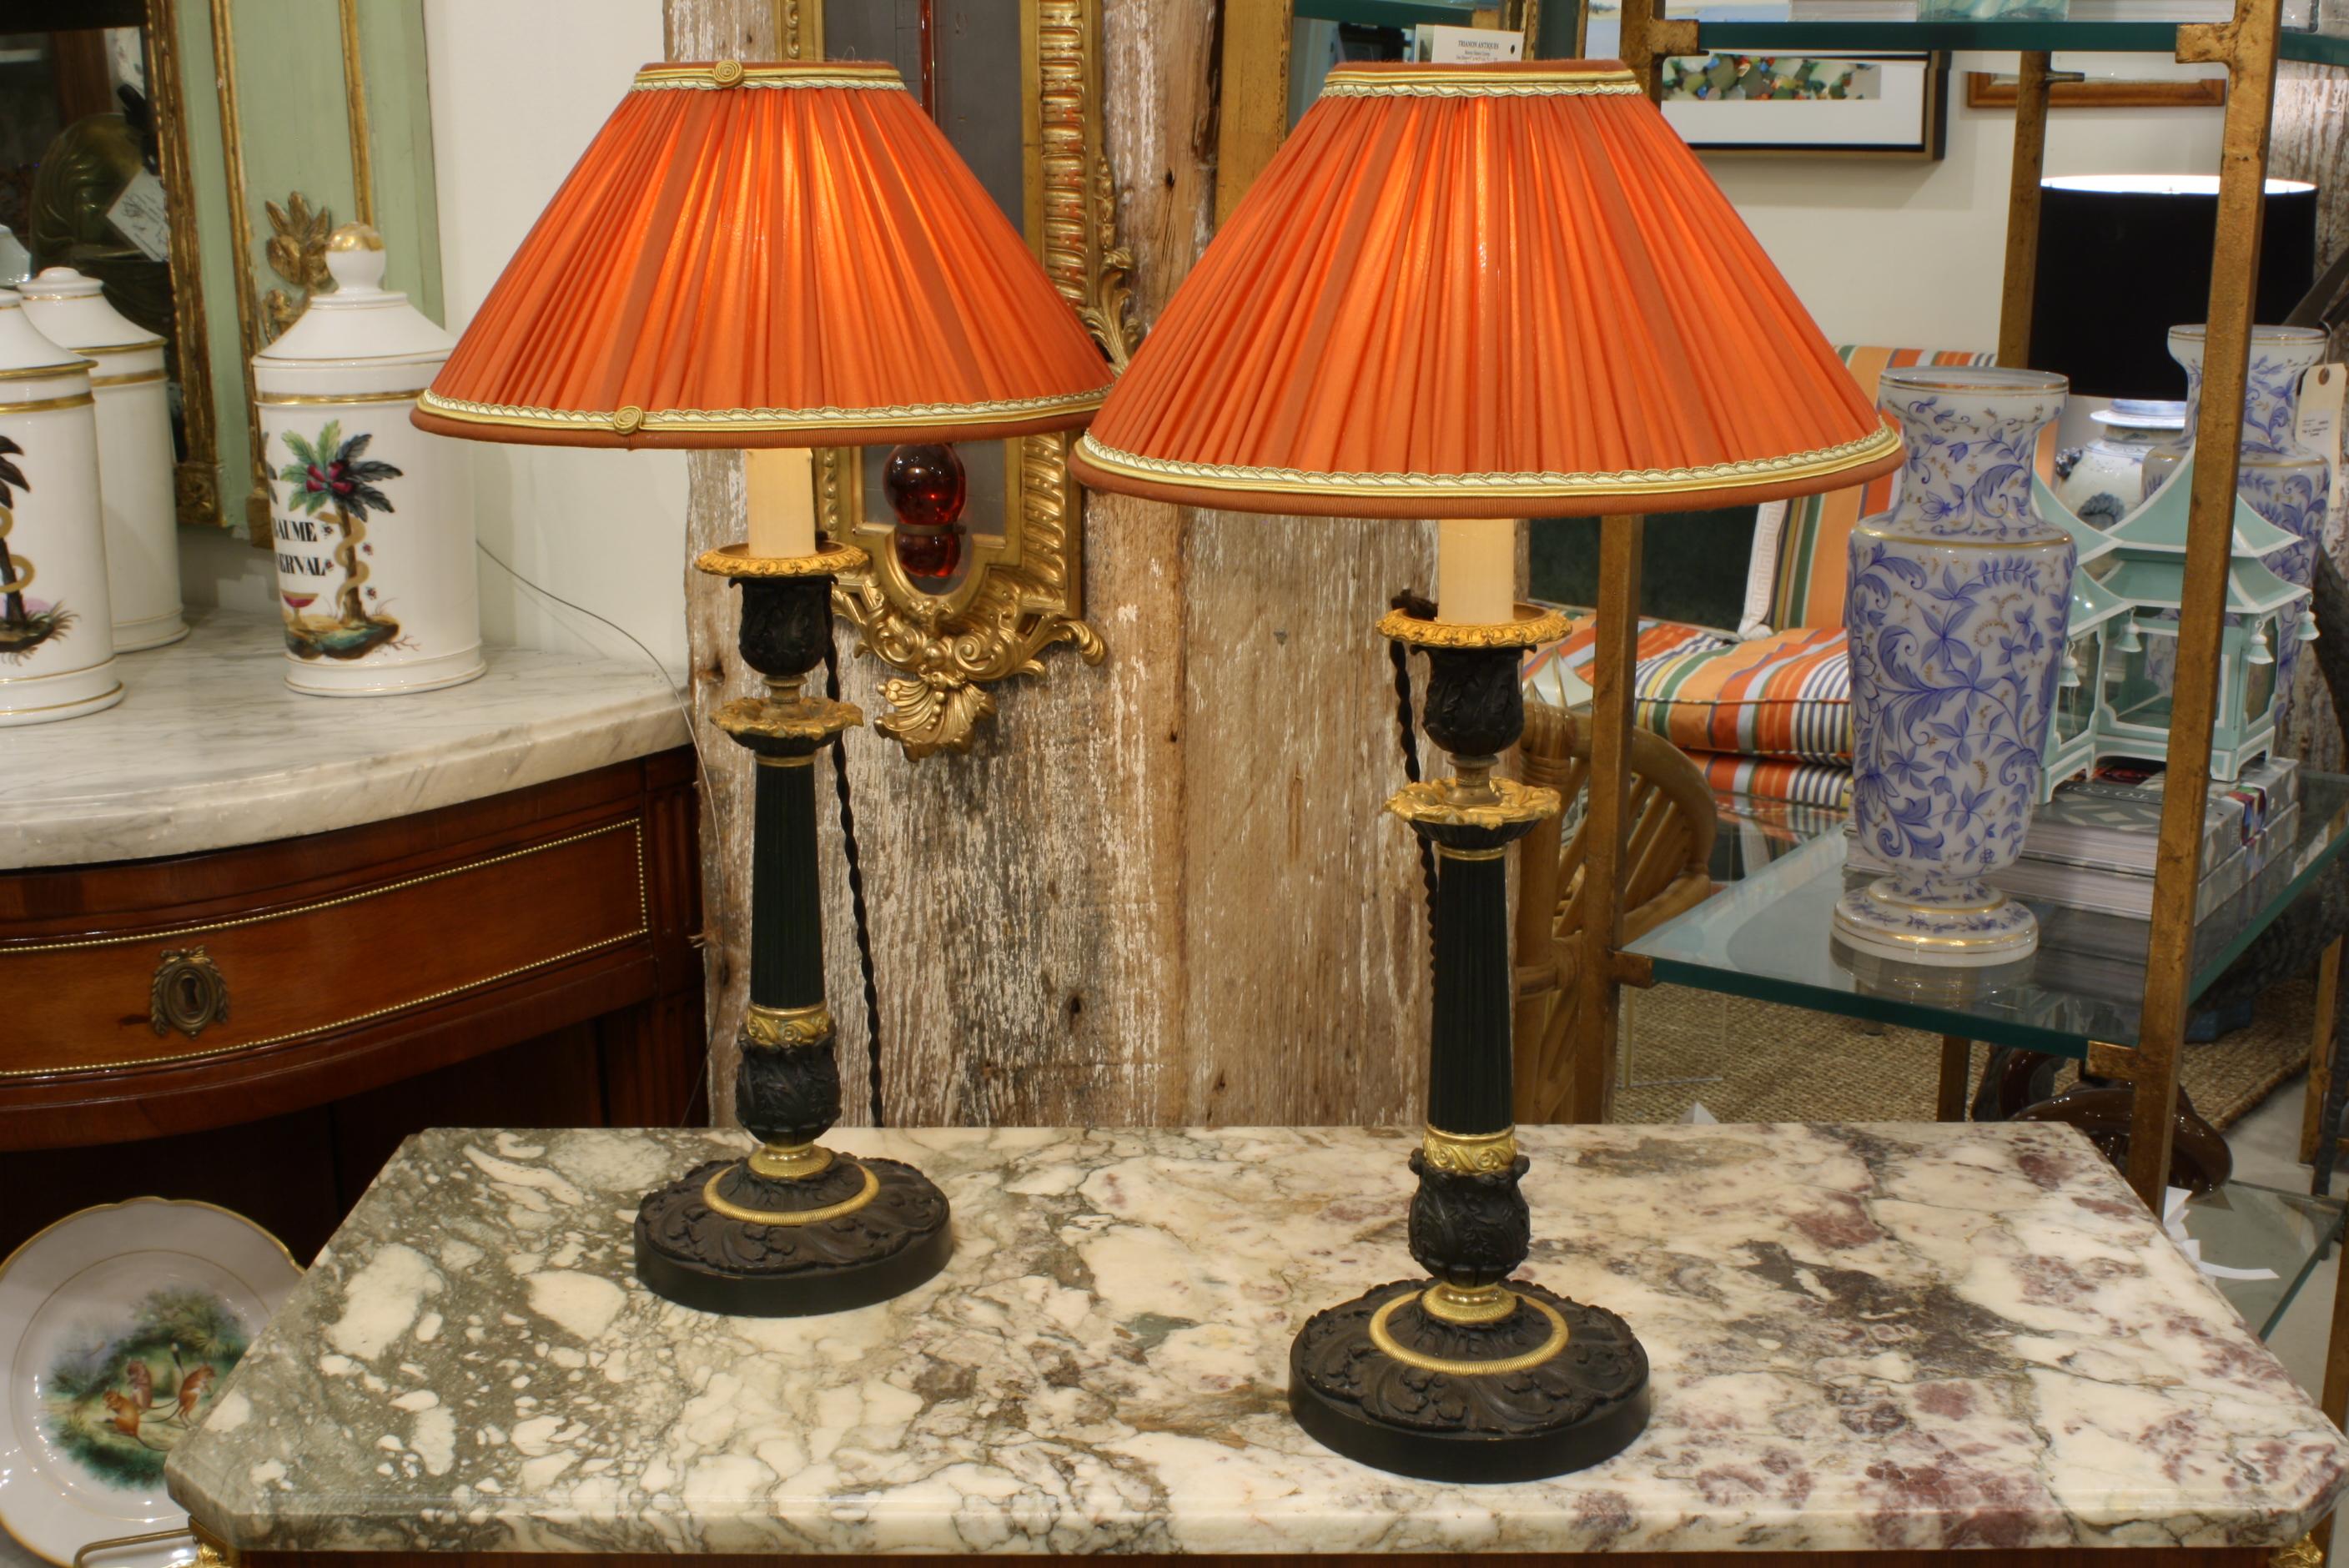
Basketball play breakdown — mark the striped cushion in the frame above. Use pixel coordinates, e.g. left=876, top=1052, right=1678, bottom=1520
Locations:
left=1634, top=626, right=1851, bottom=761
left=1521, top=619, right=1851, bottom=763
left=1747, top=344, right=1998, bottom=631
left=1693, top=753, right=1853, bottom=811
left=1519, top=616, right=1729, bottom=712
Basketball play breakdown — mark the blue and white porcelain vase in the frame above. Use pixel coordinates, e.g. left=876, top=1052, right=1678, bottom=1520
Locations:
left=2140, top=324, right=2329, bottom=748
left=2054, top=399, right=2184, bottom=530
left=1836, top=366, right=2075, bottom=965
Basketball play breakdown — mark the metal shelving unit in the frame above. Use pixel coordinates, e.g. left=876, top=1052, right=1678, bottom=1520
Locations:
left=1568, top=3, right=2347, bottom=1550
left=1583, top=0, right=2305, bottom=1204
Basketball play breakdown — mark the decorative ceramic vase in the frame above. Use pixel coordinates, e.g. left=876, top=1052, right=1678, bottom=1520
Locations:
left=20, top=267, right=186, bottom=651
left=2139, top=324, right=2330, bottom=747
left=2055, top=399, right=2184, bottom=530
left=253, top=224, right=482, bottom=696
left=1837, top=366, right=2075, bottom=965
left=0, top=289, right=120, bottom=726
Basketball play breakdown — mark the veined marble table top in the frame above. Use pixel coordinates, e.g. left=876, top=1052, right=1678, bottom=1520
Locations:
left=0, top=609, right=687, bottom=870
left=166, top=1123, right=2349, bottom=1556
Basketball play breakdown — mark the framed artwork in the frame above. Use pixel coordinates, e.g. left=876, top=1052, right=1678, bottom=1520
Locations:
left=1657, top=52, right=1950, bottom=159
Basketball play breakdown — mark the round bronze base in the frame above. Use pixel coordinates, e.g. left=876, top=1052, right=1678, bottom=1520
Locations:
left=1289, top=1279, right=1650, bottom=1482
left=633, top=1155, right=952, bottom=1316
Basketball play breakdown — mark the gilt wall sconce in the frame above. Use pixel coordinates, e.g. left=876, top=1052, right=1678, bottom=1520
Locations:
left=815, top=0, right=1136, bottom=758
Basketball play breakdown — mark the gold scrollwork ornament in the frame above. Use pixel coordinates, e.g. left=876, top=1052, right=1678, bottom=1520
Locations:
left=1421, top=1125, right=1519, bottom=1173
left=826, top=0, right=1130, bottom=760
left=262, top=193, right=334, bottom=340
left=742, top=1003, right=834, bottom=1049
left=832, top=435, right=1106, bottom=758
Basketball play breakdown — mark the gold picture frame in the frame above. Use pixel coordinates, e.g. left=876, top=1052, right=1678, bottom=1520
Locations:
left=1215, top=0, right=1542, bottom=224
left=806, top=0, right=1135, bottom=760
left=1965, top=71, right=2226, bottom=110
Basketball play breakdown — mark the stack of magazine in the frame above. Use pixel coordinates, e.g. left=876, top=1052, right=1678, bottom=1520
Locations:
left=1845, top=756, right=2302, bottom=924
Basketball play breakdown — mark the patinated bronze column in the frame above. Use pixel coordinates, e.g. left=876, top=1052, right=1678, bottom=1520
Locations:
left=633, top=545, right=952, bottom=1316
left=1286, top=612, right=1652, bottom=1481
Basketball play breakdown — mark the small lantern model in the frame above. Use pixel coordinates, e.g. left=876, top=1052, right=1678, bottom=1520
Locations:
left=2035, top=476, right=2131, bottom=799
left=2096, top=453, right=2311, bottom=781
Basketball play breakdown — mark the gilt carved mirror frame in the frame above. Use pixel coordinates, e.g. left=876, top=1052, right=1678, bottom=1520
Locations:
left=787, top=0, right=1135, bottom=760
left=1215, top=0, right=1547, bottom=224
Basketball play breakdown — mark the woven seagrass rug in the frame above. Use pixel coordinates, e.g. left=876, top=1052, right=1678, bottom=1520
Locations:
left=1613, top=977, right=2316, bottom=1130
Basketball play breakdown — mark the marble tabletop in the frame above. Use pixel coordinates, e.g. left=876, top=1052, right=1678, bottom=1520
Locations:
left=166, top=1123, right=2349, bottom=1556
left=0, top=609, right=687, bottom=870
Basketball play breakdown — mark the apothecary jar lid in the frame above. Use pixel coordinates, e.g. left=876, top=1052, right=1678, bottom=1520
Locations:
left=255, top=224, right=455, bottom=395
left=15, top=268, right=164, bottom=354
left=0, top=289, right=91, bottom=378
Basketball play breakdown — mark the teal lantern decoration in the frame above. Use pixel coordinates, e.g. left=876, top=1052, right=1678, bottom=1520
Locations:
left=2094, top=454, right=2312, bottom=782
left=2035, top=476, right=2131, bottom=801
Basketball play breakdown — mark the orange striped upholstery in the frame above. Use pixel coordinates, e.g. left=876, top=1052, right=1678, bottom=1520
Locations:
left=1692, top=753, right=1853, bottom=810
left=1521, top=616, right=1853, bottom=762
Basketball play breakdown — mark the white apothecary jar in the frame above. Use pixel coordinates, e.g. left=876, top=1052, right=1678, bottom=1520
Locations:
left=0, top=289, right=120, bottom=726
left=20, top=267, right=186, bottom=651
left=253, top=224, right=482, bottom=696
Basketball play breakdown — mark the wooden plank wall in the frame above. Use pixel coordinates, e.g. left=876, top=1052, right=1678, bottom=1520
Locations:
left=2274, top=65, right=2349, bottom=360
left=665, top=0, right=1442, bottom=1132
left=665, top=0, right=777, bottom=1133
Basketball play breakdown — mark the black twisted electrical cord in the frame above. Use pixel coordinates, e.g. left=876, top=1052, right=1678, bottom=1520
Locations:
left=1388, top=589, right=1441, bottom=946
left=822, top=641, right=887, bottom=1128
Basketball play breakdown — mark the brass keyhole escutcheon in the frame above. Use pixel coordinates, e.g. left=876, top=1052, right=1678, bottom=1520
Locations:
left=149, top=947, right=229, bottom=1038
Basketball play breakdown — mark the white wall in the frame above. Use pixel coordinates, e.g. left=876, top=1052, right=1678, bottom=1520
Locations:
left=421, top=0, right=688, bottom=670
left=1713, top=53, right=2227, bottom=349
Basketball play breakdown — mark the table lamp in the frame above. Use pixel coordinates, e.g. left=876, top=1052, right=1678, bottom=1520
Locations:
left=1069, top=58, right=1902, bottom=1480
left=415, top=60, right=1111, bottom=1315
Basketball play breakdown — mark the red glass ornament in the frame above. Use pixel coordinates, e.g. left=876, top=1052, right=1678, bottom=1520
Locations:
left=886, top=444, right=967, bottom=581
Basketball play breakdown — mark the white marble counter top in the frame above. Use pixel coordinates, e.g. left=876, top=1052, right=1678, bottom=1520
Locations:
left=164, top=1122, right=2349, bottom=1555
left=0, top=609, right=688, bottom=870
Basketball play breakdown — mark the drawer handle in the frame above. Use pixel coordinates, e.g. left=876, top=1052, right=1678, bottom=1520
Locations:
left=150, top=947, right=230, bottom=1038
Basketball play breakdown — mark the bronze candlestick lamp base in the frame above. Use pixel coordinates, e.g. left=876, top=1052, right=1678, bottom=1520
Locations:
left=634, top=540, right=953, bottom=1316
left=1286, top=606, right=1652, bottom=1482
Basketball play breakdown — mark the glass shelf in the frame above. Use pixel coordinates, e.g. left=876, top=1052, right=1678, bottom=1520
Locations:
left=1678, top=20, right=2349, bottom=67
left=1627, top=774, right=2349, bottom=1058
left=2184, top=1181, right=2347, bottom=1340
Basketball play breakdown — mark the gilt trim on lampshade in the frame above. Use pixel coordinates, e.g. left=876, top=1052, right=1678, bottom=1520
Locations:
left=1067, top=60, right=1902, bottom=520
left=413, top=61, right=1112, bottom=450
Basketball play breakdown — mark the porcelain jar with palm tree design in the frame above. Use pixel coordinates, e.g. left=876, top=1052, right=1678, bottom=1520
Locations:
left=254, top=224, right=481, bottom=696
left=20, top=268, right=185, bottom=652
left=2139, top=324, right=2328, bottom=746
left=0, top=289, right=118, bottom=727
left=1836, top=366, right=2074, bottom=965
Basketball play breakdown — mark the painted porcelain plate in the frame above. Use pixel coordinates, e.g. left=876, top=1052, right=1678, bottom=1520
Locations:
left=0, top=1201, right=299, bottom=1568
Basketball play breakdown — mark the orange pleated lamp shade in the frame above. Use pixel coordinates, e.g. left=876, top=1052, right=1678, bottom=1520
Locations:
left=414, top=62, right=1111, bottom=450
left=1069, top=61, right=1902, bottom=520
